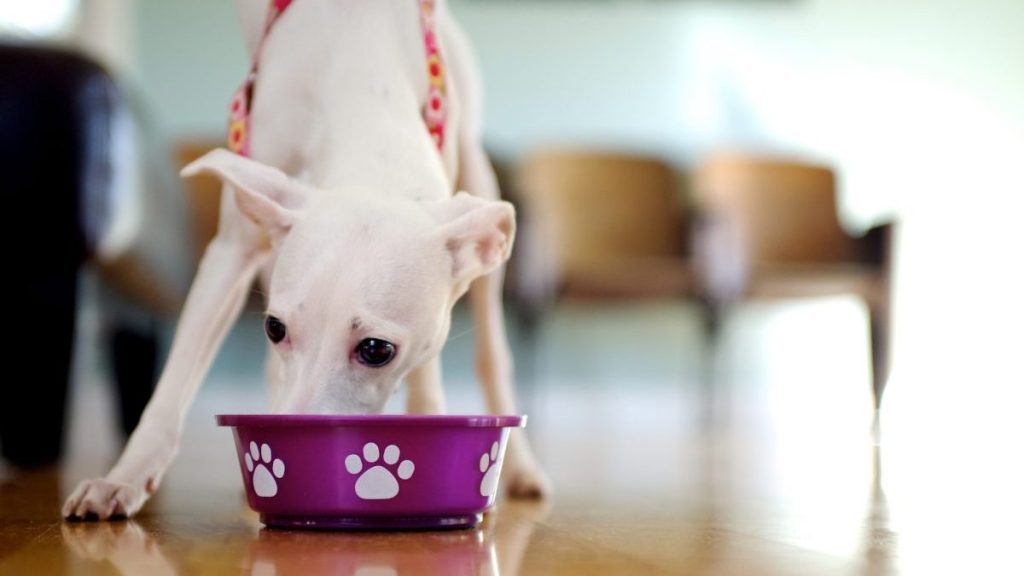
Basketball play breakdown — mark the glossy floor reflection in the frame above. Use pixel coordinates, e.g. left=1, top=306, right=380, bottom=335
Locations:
left=4, top=407, right=1024, bottom=575
left=56, top=500, right=546, bottom=576
left=7, top=407, right=1008, bottom=576
left=3, top=299, right=1023, bottom=574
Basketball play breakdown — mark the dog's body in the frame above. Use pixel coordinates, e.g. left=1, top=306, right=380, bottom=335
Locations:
left=64, top=0, right=548, bottom=520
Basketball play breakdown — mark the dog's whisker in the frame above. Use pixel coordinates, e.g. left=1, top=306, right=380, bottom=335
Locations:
left=445, top=327, right=476, bottom=344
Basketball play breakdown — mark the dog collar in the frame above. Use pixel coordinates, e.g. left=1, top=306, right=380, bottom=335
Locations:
left=227, top=0, right=449, bottom=157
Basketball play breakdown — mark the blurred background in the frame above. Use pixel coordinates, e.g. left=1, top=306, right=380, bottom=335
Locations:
left=2, top=0, right=1023, bottom=571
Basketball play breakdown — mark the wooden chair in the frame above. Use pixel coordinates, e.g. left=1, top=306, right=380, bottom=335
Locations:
left=513, top=149, right=698, bottom=321
left=692, top=153, right=895, bottom=409
left=174, top=139, right=225, bottom=265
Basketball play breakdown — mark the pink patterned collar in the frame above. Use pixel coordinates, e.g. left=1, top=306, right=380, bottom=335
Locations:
left=227, top=0, right=449, bottom=157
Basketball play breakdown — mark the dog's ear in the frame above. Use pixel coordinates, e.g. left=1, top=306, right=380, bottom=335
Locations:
left=434, top=192, right=516, bottom=291
left=180, top=148, right=306, bottom=238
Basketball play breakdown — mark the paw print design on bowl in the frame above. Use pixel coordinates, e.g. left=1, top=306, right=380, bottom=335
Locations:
left=478, top=441, right=502, bottom=498
left=345, top=442, right=414, bottom=500
left=245, top=441, right=285, bottom=497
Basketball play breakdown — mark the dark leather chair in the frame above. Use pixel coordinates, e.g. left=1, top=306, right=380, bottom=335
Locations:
left=0, top=44, right=164, bottom=466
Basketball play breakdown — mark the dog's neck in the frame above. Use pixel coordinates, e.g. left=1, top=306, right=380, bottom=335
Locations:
left=243, top=0, right=457, bottom=201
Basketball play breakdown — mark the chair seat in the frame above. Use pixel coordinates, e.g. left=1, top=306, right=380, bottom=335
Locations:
left=747, top=263, right=884, bottom=305
left=562, top=258, right=695, bottom=299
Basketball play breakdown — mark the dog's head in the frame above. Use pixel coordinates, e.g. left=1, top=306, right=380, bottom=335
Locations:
left=182, top=149, right=514, bottom=414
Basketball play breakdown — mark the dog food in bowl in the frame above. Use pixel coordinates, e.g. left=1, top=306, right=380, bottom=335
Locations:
left=216, top=414, right=524, bottom=530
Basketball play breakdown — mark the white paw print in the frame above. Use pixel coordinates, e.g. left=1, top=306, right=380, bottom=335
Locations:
left=345, top=442, right=414, bottom=500
left=479, top=441, right=501, bottom=497
left=245, top=441, right=285, bottom=497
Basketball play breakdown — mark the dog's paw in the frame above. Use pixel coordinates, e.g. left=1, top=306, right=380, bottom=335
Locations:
left=62, top=478, right=149, bottom=521
left=502, top=463, right=553, bottom=500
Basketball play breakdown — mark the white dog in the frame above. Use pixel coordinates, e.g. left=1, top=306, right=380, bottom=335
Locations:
left=64, top=0, right=549, bottom=520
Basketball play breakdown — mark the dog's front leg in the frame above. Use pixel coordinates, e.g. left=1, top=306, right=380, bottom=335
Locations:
left=63, top=232, right=267, bottom=519
left=469, top=268, right=552, bottom=499
left=442, top=17, right=551, bottom=498
left=63, top=149, right=306, bottom=520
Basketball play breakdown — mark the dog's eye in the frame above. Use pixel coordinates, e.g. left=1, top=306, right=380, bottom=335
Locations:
left=356, top=338, right=396, bottom=367
left=265, top=316, right=287, bottom=344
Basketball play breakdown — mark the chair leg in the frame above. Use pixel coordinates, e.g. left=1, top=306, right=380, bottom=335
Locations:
left=509, top=296, right=547, bottom=419
left=1, top=270, right=78, bottom=466
left=700, top=300, right=723, bottom=353
left=698, top=298, right=725, bottom=379
left=698, top=299, right=726, bottom=428
left=868, top=302, right=891, bottom=411
left=110, top=321, right=159, bottom=437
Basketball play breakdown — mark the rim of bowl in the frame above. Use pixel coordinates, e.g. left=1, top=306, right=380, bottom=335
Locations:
left=215, top=414, right=526, bottom=428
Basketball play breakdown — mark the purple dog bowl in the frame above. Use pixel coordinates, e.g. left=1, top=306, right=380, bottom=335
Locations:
left=216, top=414, right=524, bottom=530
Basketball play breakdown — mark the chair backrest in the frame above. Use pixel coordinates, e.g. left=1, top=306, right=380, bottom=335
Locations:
left=518, top=150, right=685, bottom=276
left=694, top=153, right=859, bottom=265
left=174, top=140, right=224, bottom=264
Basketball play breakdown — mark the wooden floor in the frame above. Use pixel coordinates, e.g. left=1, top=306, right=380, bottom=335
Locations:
left=0, top=436, right=829, bottom=575
left=4, top=392, right=1022, bottom=576
left=3, top=301, right=1024, bottom=575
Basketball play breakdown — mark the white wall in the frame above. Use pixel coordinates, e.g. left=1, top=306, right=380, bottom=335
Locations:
left=452, top=0, right=1024, bottom=225
left=131, top=0, right=247, bottom=137
left=125, top=0, right=1024, bottom=225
